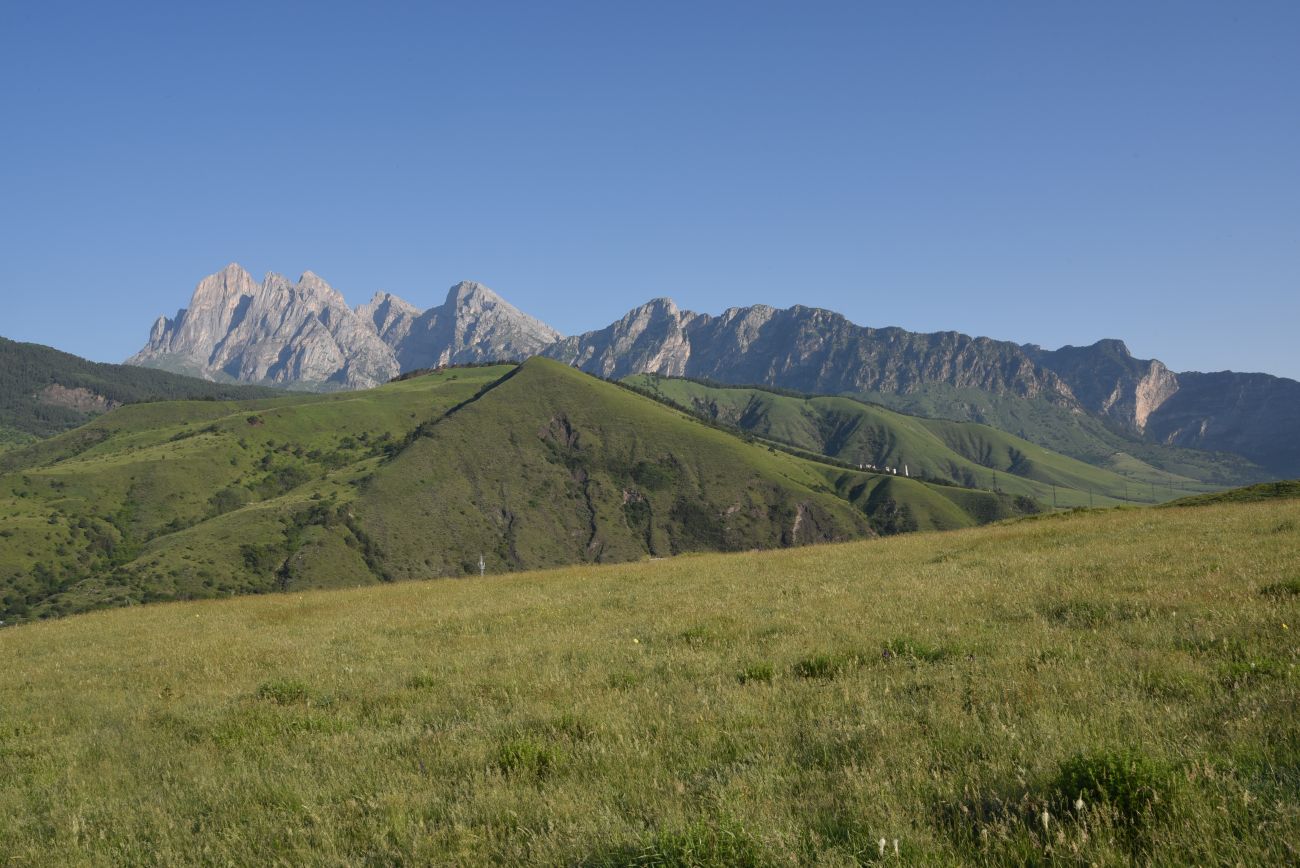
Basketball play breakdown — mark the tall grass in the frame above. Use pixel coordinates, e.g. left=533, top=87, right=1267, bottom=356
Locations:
left=0, top=498, right=1296, bottom=864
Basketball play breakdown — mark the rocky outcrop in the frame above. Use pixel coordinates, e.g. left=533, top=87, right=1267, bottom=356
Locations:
left=1016, top=339, right=1300, bottom=476
left=391, top=282, right=561, bottom=370
left=1141, top=371, right=1300, bottom=478
left=1025, top=339, right=1180, bottom=433
left=129, top=264, right=399, bottom=389
left=357, top=291, right=420, bottom=349
left=36, top=384, right=119, bottom=414
left=547, top=300, right=1078, bottom=403
left=545, top=298, right=697, bottom=378
left=130, top=267, right=560, bottom=389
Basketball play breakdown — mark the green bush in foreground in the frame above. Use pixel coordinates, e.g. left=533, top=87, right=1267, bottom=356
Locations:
left=1056, top=749, right=1170, bottom=825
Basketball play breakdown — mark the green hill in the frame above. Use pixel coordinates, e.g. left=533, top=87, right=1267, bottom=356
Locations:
left=0, top=359, right=1033, bottom=623
left=0, top=495, right=1295, bottom=864
left=1163, top=479, right=1300, bottom=508
left=851, top=382, right=1264, bottom=485
left=0, top=336, right=283, bottom=439
left=624, top=374, right=1216, bottom=507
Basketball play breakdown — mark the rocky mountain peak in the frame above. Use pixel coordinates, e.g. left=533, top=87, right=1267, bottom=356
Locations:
left=1092, top=338, right=1132, bottom=357
left=1026, top=339, right=1177, bottom=433
left=261, top=272, right=293, bottom=294
left=445, top=280, right=499, bottom=305
left=215, top=261, right=253, bottom=282
left=294, top=270, right=348, bottom=307
left=616, top=298, right=685, bottom=330
left=130, top=266, right=561, bottom=388
left=130, top=265, right=398, bottom=388
left=363, top=290, right=418, bottom=311
left=641, top=297, right=680, bottom=313
left=357, top=291, right=421, bottom=347
left=391, top=281, right=561, bottom=370
left=190, top=262, right=256, bottom=305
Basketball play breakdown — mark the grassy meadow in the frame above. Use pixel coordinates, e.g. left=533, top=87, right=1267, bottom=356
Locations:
left=1, top=496, right=1296, bottom=864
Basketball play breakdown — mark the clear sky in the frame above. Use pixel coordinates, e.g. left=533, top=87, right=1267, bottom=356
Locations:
left=2, top=1, right=1297, bottom=378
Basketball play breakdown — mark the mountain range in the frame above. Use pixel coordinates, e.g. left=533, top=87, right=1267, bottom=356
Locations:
left=128, top=264, right=558, bottom=389
left=125, top=264, right=1299, bottom=478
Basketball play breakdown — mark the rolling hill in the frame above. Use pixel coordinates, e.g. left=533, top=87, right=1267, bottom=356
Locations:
left=0, top=358, right=1041, bottom=624
left=624, top=374, right=1215, bottom=507
left=0, top=493, right=1294, bottom=863
left=0, top=335, right=282, bottom=440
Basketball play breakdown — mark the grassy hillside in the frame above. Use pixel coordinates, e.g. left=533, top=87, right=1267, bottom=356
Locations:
left=0, top=336, right=283, bottom=439
left=0, top=498, right=1294, bottom=864
left=358, top=360, right=1035, bottom=579
left=0, top=359, right=1030, bottom=623
left=1164, top=479, right=1300, bottom=508
left=0, top=366, right=514, bottom=620
left=850, top=382, right=1264, bottom=486
left=626, top=374, right=1211, bottom=508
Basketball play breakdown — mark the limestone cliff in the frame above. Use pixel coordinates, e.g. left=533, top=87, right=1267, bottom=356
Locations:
left=129, top=267, right=559, bottom=389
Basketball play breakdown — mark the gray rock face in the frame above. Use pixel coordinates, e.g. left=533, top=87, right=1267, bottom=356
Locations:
left=1141, top=371, right=1300, bottom=478
left=129, top=264, right=399, bottom=389
left=1027, top=340, right=1300, bottom=476
left=550, top=301, right=1300, bottom=477
left=129, top=267, right=560, bottom=389
left=1025, top=339, right=1180, bottom=433
left=37, top=384, right=119, bottom=414
left=357, top=291, right=420, bottom=349
left=546, top=299, right=1077, bottom=403
left=545, top=298, right=698, bottom=379
left=391, top=282, right=561, bottom=370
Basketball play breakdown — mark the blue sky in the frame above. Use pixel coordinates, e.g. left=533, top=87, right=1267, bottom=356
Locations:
left=2, top=1, right=1297, bottom=378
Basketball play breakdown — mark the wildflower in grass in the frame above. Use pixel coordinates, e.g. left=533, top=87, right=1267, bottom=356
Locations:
left=1041, top=809, right=1050, bottom=834
left=878, top=838, right=886, bottom=856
